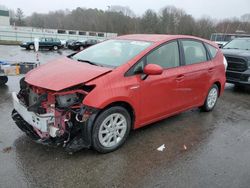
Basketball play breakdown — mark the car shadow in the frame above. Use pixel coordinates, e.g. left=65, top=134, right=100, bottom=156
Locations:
left=233, top=85, right=250, bottom=93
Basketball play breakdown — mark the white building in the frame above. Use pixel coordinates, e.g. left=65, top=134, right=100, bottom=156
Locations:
left=0, top=8, right=10, bottom=26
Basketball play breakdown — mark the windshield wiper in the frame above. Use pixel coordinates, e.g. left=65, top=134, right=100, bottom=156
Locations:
left=75, top=59, right=102, bottom=66
left=223, top=47, right=239, bottom=49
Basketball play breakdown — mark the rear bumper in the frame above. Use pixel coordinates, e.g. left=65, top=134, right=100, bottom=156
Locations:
left=226, top=69, right=250, bottom=85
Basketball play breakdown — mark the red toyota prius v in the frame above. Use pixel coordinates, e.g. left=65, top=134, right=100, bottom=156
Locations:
left=12, top=34, right=226, bottom=153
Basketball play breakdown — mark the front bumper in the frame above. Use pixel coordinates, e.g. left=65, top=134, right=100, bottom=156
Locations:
left=12, top=92, right=54, bottom=134
left=20, top=44, right=28, bottom=48
left=11, top=92, right=100, bottom=152
left=226, top=69, right=250, bottom=86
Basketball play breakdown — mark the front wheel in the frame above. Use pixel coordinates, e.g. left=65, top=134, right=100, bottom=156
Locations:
left=0, top=76, right=8, bottom=86
left=53, top=45, right=58, bottom=50
left=28, top=44, right=34, bottom=50
left=201, top=84, right=219, bottom=112
left=92, top=106, right=131, bottom=153
left=79, top=46, right=84, bottom=51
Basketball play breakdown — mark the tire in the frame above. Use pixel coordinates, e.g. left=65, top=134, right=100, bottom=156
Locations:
left=201, top=84, right=219, bottom=112
left=79, top=46, right=84, bottom=51
left=92, top=106, right=131, bottom=153
left=0, top=76, right=8, bottom=86
left=53, top=46, right=58, bottom=51
left=29, top=44, right=34, bottom=50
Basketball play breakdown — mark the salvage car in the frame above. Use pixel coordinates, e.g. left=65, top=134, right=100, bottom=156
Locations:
left=222, top=38, right=250, bottom=86
left=68, top=39, right=99, bottom=51
left=12, top=34, right=226, bottom=153
left=20, top=37, right=63, bottom=50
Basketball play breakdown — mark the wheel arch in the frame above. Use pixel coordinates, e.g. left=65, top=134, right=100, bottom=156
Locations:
left=213, top=81, right=222, bottom=96
left=100, top=101, right=136, bottom=129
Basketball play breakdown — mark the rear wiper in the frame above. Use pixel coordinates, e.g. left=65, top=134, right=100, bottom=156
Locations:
left=75, top=59, right=102, bottom=66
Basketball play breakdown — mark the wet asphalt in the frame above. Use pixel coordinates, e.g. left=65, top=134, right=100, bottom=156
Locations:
left=0, top=45, right=250, bottom=188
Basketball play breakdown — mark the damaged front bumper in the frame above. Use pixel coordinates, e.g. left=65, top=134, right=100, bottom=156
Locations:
left=11, top=92, right=99, bottom=153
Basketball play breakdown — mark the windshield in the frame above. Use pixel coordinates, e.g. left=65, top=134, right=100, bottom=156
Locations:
left=72, top=39, right=152, bottom=67
left=223, top=38, right=250, bottom=50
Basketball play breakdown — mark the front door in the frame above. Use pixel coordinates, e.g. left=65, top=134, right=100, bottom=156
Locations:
left=137, top=40, right=183, bottom=126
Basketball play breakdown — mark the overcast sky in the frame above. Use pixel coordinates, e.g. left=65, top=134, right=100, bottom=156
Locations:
left=1, top=0, right=250, bottom=19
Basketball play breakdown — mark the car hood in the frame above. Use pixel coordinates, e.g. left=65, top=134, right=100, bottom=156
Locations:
left=25, top=57, right=112, bottom=91
left=222, top=49, right=250, bottom=59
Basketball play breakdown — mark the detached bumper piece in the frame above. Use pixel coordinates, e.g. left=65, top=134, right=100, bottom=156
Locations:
left=12, top=109, right=96, bottom=151
left=12, top=109, right=40, bottom=141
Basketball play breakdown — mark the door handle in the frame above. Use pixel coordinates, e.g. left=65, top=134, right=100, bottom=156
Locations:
left=208, top=68, right=215, bottom=73
left=176, top=74, right=185, bottom=81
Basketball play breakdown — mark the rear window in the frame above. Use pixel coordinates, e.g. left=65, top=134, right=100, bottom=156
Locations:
left=205, top=44, right=218, bottom=59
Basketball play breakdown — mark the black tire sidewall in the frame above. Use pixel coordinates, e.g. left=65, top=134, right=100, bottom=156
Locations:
left=0, top=76, right=8, bottom=85
left=92, top=106, right=131, bottom=153
left=204, top=84, right=219, bottom=111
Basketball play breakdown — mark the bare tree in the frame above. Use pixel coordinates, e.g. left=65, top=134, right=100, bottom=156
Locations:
left=22, top=5, right=250, bottom=38
left=15, top=8, right=25, bottom=26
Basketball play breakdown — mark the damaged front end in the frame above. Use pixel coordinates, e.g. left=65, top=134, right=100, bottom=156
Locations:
left=12, top=78, right=99, bottom=153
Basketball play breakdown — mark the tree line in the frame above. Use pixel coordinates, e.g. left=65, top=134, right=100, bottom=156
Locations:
left=10, top=6, right=250, bottom=39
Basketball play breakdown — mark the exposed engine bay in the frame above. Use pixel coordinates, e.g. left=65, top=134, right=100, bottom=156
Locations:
left=12, top=78, right=98, bottom=153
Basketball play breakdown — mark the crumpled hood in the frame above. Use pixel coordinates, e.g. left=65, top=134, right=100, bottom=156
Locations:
left=25, top=57, right=112, bottom=91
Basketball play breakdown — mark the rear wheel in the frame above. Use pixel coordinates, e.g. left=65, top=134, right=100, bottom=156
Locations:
left=0, top=76, right=8, bottom=86
left=92, top=106, right=131, bottom=153
left=201, top=84, right=219, bottom=112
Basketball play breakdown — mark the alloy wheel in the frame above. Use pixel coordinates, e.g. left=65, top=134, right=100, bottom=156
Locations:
left=98, top=113, right=127, bottom=148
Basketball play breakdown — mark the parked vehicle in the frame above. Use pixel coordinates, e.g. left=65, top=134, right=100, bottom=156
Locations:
left=222, top=38, right=250, bottom=86
left=20, top=38, right=63, bottom=50
left=12, top=34, right=226, bottom=153
left=65, top=39, right=77, bottom=48
left=210, top=33, right=250, bottom=48
left=60, top=40, right=67, bottom=48
left=68, top=39, right=99, bottom=51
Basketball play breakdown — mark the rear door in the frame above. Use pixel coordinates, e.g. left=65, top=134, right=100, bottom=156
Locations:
left=177, top=39, right=211, bottom=108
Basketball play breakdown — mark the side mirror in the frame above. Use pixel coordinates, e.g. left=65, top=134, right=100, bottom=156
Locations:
left=143, top=64, right=163, bottom=75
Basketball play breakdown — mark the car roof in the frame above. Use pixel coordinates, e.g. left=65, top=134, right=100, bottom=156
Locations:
left=115, top=34, right=217, bottom=47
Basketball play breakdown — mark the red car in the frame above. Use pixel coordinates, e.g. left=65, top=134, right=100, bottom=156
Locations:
left=12, top=35, right=226, bottom=153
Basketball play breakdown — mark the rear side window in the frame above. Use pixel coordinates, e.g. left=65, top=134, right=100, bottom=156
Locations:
left=205, top=44, right=218, bottom=59
left=146, top=41, right=180, bottom=68
left=182, top=40, right=208, bottom=65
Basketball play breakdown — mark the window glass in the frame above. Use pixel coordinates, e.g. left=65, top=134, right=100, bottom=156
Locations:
left=223, top=38, right=250, bottom=50
left=205, top=44, right=218, bottom=59
left=72, top=40, right=152, bottom=67
left=182, top=40, right=207, bottom=65
left=45, top=38, right=53, bottom=42
left=146, top=41, right=180, bottom=68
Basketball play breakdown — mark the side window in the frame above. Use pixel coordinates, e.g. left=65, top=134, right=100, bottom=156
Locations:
left=146, top=41, right=180, bottom=68
left=205, top=43, right=218, bottom=59
left=126, top=59, right=145, bottom=76
left=182, top=40, right=208, bottom=65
